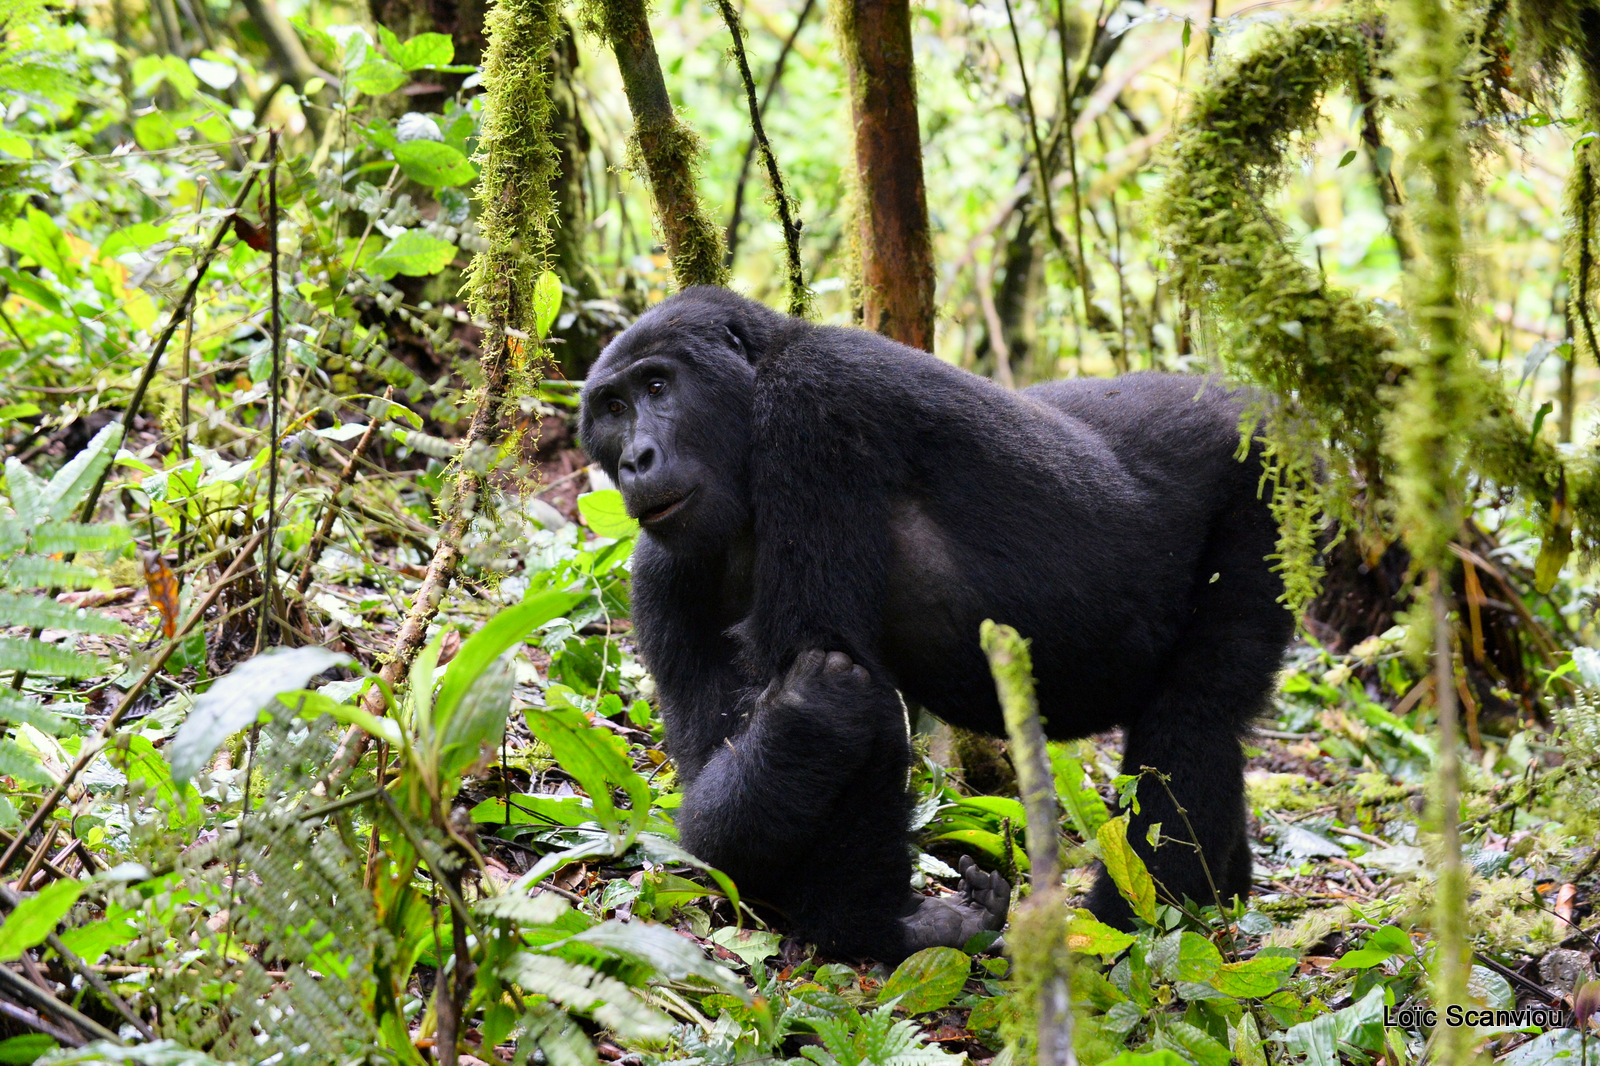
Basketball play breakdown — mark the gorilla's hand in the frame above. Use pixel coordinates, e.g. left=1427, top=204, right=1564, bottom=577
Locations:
left=764, top=649, right=873, bottom=712
left=898, top=856, right=1010, bottom=954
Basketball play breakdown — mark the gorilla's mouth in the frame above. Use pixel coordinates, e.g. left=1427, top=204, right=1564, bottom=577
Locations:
left=638, top=490, right=694, bottom=526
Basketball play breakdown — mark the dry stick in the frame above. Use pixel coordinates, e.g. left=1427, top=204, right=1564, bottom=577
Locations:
left=256, top=131, right=283, bottom=654
left=330, top=344, right=514, bottom=772
left=1000, top=0, right=1067, bottom=260
left=295, top=386, right=394, bottom=597
left=980, top=620, right=1075, bottom=1066
left=723, top=0, right=816, bottom=268
left=714, top=0, right=809, bottom=317
left=0, top=999, right=82, bottom=1048
left=0, top=961, right=120, bottom=1044
left=0, top=532, right=265, bottom=876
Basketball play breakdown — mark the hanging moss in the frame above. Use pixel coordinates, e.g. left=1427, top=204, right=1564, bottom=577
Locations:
left=1153, top=7, right=1600, bottom=613
left=464, top=0, right=560, bottom=348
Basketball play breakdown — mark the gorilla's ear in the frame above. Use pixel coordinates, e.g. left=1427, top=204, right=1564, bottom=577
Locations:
left=723, top=324, right=752, bottom=362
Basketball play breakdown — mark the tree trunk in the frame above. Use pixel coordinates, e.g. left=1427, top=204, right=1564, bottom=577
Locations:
left=593, top=0, right=728, bottom=289
left=836, top=0, right=936, bottom=350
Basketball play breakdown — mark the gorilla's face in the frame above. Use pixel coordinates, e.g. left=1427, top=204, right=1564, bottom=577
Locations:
left=580, top=306, right=757, bottom=554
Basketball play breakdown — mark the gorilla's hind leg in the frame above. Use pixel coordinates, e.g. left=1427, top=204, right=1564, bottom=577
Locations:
left=1085, top=494, right=1292, bottom=927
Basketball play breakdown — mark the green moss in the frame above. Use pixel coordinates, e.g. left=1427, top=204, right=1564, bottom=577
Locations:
left=1154, top=6, right=1600, bottom=609
left=463, top=0, right=560, bottom=348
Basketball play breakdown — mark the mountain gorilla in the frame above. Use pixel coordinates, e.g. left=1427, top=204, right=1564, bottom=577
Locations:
left=579, top=287, right=1294, bottom=960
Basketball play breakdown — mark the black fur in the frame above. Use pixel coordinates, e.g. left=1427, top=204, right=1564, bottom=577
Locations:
left=579, top=287, right=1294, bottom=958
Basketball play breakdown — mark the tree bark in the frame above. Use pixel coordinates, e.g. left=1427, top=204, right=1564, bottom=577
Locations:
left=836, top=0, right=936, bottom=350
left=595, top=0, right=728, bottom=289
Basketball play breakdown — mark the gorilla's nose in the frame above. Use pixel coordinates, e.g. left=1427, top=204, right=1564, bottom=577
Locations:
left=618, top=438, right=658, bottom=489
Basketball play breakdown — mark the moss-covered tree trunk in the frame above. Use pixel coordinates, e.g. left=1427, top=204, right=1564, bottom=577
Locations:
left=590, top=0, right=728, bottom=289
left=836, top=0, right=936, bottom=350
left=1388, top=0, right=1473, bottom=1058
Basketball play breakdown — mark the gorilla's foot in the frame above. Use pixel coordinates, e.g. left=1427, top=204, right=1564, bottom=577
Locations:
left=899, top=856, right=1010, bottom=953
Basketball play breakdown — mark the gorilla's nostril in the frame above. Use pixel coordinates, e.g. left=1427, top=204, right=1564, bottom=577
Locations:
left=636, top=447, right=656, bottom=473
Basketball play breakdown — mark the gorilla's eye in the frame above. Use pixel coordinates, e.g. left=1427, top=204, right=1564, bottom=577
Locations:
left=606, top=398, right=626, bottom=414
left=647, top=379, right=666, bottom=396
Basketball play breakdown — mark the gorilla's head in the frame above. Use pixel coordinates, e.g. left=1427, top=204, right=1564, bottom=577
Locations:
left=580, top=288, right=789, bottom=552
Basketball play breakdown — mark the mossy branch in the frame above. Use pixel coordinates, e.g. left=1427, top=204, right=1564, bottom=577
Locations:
left=584, top=0, right=728, bottom=289
left=980, top=620, right=1076, bottom=1066
left=1153, top=9, right=1600, bottom=610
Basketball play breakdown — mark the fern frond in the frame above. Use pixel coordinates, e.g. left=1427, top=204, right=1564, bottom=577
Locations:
left=0, top=636, right=102, bottom=678
left=0, top=738, right=55, bottom=786
left=504, top=952, right=673, bottom=1040
left=31, top=521, right=130, bottom=556
left=0, top=591, right=127, bottom=634
left=0, top=691, right=72, bottom=735
left=1, top=556, right=105, bottom=590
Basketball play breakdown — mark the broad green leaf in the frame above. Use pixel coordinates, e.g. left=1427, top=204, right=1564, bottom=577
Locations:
left=471, top=794, right=593, bottom=828
left=954, top=794, right=1027, bottom=825
left=1098, top=816, right=1157, bottom=924
left=281, top=688, right=403, bottom=747
left=1099, top=1052, right=1188, bottom=1066
left=1211, top=955, right=1295, bottom=997
left=434, top=591, right=587, bottom=728
left=1172, top=931, right=1223, bottom=982
left=533, top=270, right=563, bottom=339
left=1154, top=1019, right=1231, bottom=1066
left=367, top=230, right=456, bottom=278
left=391, top=31, right=453, bottom=69
left=0, top=879, right=86, bottom=960
left=707, top=926, right=783, bottom=967
left=1065, top=911, right=1135, bottom=958
left=568, top=921, right=750, bottom=999
left=524, top=707, right=650, bottom=850
left=878, top=946, right=969, bottom=1013
left=438, top=658, right=513, bottom=783
left=350, top=54, right=406, bottom=95
left=1333, top=924, right=1411, bottom=969
left=1234, top=1010, right=1268, bottom=1066
left=925, top=828, right=1028, bottom=870
left=168, top=647, right=352, bottom=783
left=0, top=132, right=32, bottom=160
left=577, top=489, right=638, bottom=538
left=393, top=140, right=475, bottom=187
left=1534, top=526, right=1571, bottom=593
left=1052, top=747, right=1109, bottom=839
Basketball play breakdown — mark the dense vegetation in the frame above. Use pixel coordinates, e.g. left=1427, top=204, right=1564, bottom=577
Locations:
left=3, top=0, right=1600, bottom=1061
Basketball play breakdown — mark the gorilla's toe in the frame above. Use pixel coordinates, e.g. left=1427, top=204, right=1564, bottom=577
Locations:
left=957, top=855, right=1010, bottom=930
left=897, top=858, right=1012, bottom=955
